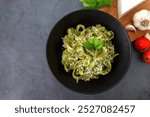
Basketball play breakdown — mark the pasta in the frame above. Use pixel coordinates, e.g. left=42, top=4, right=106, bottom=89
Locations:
left=61, top=24, right=118, bottom=82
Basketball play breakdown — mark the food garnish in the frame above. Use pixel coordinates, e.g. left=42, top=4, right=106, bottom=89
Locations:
left=83, top=37, right=105, bottom=50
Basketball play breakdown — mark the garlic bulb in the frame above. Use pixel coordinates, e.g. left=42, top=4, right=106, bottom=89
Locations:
left=133, top=9, right=150, bottom=31
left=125, top=24, right=136, bottom=32
left=145, top=32, right=150, bottom=40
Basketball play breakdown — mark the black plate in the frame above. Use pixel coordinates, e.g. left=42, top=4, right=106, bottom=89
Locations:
left=46, top=9, right=132, bottom=94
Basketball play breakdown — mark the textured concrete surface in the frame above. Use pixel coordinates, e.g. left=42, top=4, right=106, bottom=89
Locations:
left=0, top=0, right=150, bottom=100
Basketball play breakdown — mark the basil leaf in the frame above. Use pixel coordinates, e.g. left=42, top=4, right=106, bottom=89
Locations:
left=83, top=38, right=105, bottom=50
left=95, top=40, right=105, bottom=50
left=93, top=38, right=100, bottom=48
left=80, top=0, right=113, bottom=9
left=97, top=0, right=113, bottom=8
left=83, top=41, right=94, bottom=49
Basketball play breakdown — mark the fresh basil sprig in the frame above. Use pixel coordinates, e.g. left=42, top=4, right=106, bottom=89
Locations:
left=83, top=38, right=105, bottom=50
left=80, top=0, right=113, bottom=9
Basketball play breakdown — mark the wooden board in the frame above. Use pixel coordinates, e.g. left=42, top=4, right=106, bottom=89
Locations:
left=100, top=0, right=150, bottom=42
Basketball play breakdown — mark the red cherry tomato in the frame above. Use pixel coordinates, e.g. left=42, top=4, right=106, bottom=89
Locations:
left=142, top=50, right=150, bottom=64
left=134, top=37, right=150, bottom=52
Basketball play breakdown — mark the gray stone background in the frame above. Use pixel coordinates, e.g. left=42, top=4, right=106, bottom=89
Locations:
left=0, top=0, right=150, bottom=100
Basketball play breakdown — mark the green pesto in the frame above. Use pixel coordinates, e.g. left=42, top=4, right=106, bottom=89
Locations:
left=61, top=24, right=118, bottom=82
